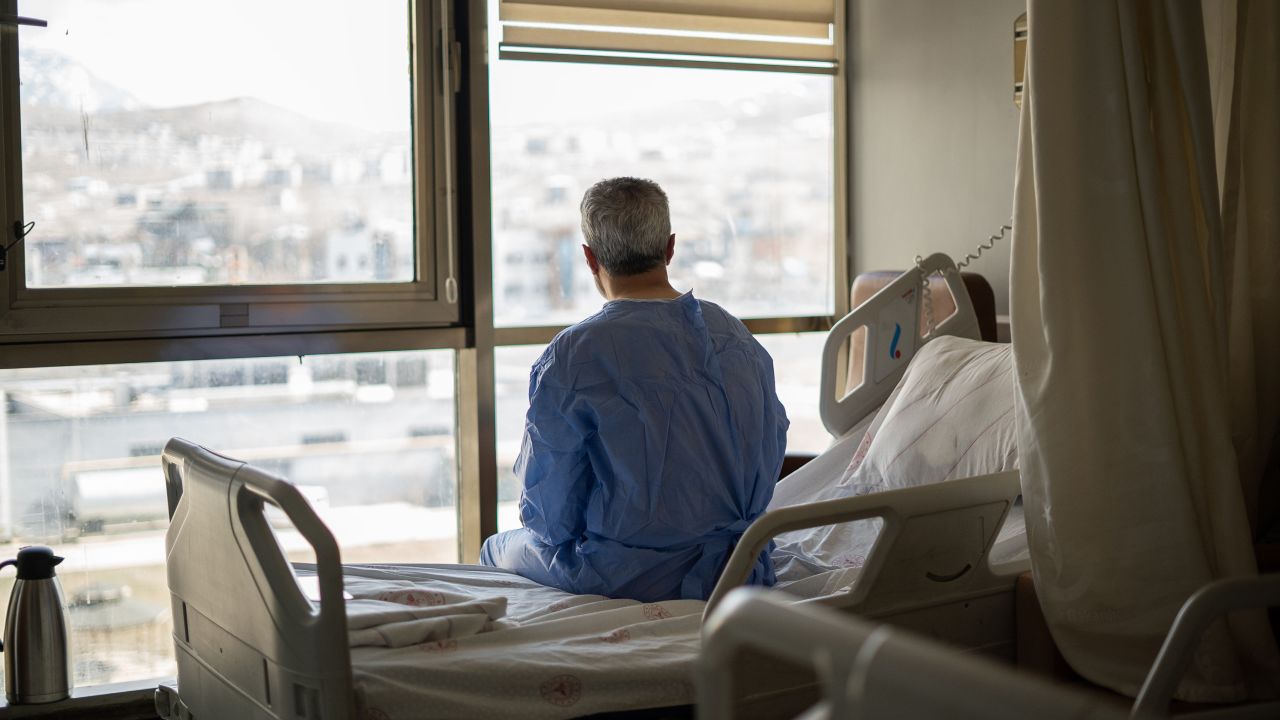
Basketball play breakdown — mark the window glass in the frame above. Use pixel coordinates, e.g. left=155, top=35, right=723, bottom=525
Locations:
left=0, top=350, right=457, bottom=688
left=494, top=334, right=831, bottom=533
left=18, top=1, right=414, bottom=288
left=495, top=345, right=543, bottom=532
left=489, top=8, right=834, bottom=327
left=754, top=333, right=832, bottom=455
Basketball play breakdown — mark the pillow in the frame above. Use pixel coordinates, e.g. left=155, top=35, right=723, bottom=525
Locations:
left=839, top=335, right=1017, bottom=493
left=772, top=336, right=1016, bottom=587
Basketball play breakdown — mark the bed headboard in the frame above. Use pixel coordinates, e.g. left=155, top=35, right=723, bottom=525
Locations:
left=845, top=270, right=998, bottom=394
left=819, top=253, right=982, bottom=437
left=161, top=437, right=355, bottom=720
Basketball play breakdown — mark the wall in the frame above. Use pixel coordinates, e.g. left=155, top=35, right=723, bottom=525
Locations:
left=848, top=0, right=1026, bottom=315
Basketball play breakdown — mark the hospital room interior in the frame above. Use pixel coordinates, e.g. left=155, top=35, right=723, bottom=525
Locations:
left=0, top=0, right=1277, bottom=718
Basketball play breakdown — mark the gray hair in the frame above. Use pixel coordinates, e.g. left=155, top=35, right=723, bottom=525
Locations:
left=579, top=177, right=671, bottom=276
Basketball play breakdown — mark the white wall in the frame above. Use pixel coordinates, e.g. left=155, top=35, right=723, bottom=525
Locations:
left=848, top=0, right=1026, bottom=314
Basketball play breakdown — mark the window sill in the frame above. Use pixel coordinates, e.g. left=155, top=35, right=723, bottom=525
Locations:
left=0, top=677, right=169, bottom=719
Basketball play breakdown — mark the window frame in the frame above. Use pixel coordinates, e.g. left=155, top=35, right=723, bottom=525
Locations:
left=478, top=0, right=850, bottom=547
left=0, top=0, right=460, bottom=347
left=481, top=0, right=852, bottom=542
left=0, top=0, right=484, bottom=705
left=485, top=0, right=851, bottom=339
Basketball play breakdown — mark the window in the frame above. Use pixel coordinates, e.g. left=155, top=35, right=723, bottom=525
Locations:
left=0, top=0, right=848, bottom=703
left=494, top=344, right=544, bottom=531
left=1, top=0, right=460, bottom=343
left=490, top=61, right=835, bottom=327
left=753, top=333, right=831, bottom=454
left=489, top=0, right=841, bottom=328
left=0, top=0, right=475, bottom=697
left=487, top=0, right=848, bottom=499
left=0, top=350, right=458, bottom=688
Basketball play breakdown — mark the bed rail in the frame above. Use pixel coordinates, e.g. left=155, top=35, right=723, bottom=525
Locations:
left=160, top=437, right=355, bottom=720
left=699, top=590, right=873, bottom=719
left=699, top=588, right=1127, bottom=720
left=706, top=470, right=1024, bottom=620
left=1132, top=573, right=1280, bottom=718
left=820, top=253, right=981, bottom=437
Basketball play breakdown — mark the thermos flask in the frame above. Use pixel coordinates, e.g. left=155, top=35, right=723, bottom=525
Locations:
left=0, top=546, right=72, bottom=704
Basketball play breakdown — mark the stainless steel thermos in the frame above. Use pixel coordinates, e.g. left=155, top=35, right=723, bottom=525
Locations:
left=0, top=546, right=72, bottom=704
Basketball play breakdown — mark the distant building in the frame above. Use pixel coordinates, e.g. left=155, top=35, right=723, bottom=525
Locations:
left=325, top=217, right=405, bottom=282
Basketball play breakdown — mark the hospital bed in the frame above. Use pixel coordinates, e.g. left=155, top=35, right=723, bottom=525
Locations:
left=154, top=253, right=1029, bottom=719
left=698, top=577, right=1280, bottom=719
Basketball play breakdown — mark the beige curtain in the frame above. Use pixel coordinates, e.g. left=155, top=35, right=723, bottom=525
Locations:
left=1011, top=0, right=1280, bottom=701
left=1206, top=0, right=1280, bottom=535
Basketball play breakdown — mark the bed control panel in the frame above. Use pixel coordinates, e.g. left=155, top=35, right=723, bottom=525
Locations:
left=871, top=286, right=918, bottom=385
left=865, top=500, right=1008, bottom=607
left=820, top=253, right=982, bottom=437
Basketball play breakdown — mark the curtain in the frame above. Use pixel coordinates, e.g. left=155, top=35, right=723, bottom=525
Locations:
left=1208, top=0, right=1280, bottom=535
left=1011, top=0, right=1280, bottom=702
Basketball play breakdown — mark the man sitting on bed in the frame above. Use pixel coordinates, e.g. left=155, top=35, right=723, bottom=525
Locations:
left=480, top=177, right=788, bottom=602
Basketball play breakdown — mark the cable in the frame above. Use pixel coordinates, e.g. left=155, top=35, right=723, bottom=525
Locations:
left=914, top=223, right=1011, bottom=339
left=956, top=224, right=1012, bottom=270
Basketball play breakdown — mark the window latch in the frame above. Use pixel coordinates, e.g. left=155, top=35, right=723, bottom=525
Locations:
left=0, top=221, right=34, bottom=271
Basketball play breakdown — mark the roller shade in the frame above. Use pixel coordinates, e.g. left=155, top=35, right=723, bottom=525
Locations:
left=498, top=0, right=838, bottom=74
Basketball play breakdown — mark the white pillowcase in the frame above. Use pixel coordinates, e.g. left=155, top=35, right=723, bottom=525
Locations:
left=839, top=335, right=1017, bottom=493
left=772, top=336, right=1016, bottom=587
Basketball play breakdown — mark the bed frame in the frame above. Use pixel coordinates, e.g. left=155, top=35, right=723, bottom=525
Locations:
left=708, top=253, right=1020, bottom=644
left=700, top=576, right=1280, bottom=720
left=154, top=255, right=1020, bottom=720
left=157, top=440, right=355, bottom=720
left=699, top=589, right=1125, bottom=720
left=821, top=252, right=982, bottom=437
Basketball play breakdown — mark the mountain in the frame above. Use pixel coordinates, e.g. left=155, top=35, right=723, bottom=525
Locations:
left=18, top=48, right=399, bottom=154
left=19, top=46, right=145, bottom=113
left=120, top=97, right=398, bottom=155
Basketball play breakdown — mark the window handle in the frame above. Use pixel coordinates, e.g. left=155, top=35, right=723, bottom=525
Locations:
left=0, top=15, right=47, bottom=28
left=439, top=0, right=458, bottom=304
left=0, top=221, right=34, bottom=271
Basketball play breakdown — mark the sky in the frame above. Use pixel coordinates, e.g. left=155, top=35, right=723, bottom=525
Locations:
left=20, top=0, right=411, bottom=131
left=18, top=1, right=829, bottom=130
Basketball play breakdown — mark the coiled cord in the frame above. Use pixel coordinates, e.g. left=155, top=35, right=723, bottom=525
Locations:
left=914, top=223, right=1012, bottom=339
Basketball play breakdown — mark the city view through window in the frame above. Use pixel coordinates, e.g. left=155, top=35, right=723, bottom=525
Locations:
left=490, top=60, right=835, bottom=326
left=0, top=351, right=458, bottom=690
left=18, top=1, right=415, bottom=287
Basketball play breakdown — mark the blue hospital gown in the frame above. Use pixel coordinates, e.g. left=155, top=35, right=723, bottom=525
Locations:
left=480, top=291, right=788, bottom=602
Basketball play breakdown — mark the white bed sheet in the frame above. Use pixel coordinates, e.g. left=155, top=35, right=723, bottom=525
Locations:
left=332, top=563, right=701, bottom=719
left=333, top=557, right=886, bottom=717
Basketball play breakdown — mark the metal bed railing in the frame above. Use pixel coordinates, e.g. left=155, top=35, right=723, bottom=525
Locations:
left=699, top=575, right=1280, bottom=720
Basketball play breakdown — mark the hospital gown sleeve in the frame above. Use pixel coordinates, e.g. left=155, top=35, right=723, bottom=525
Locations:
left=515, top=351, right=593, bottom=547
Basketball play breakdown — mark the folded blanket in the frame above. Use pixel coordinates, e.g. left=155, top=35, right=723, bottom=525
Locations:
left=345, top=585, right=507, bottom=648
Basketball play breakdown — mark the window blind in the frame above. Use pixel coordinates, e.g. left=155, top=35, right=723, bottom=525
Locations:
left=498, top=0, right=838, bottom=74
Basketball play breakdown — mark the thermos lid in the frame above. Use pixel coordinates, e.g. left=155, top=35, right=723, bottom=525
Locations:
left=13, top=546, right=63, bottom=580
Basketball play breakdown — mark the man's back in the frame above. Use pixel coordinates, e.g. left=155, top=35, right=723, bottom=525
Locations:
left=483, top=292, right=788, bottom=601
